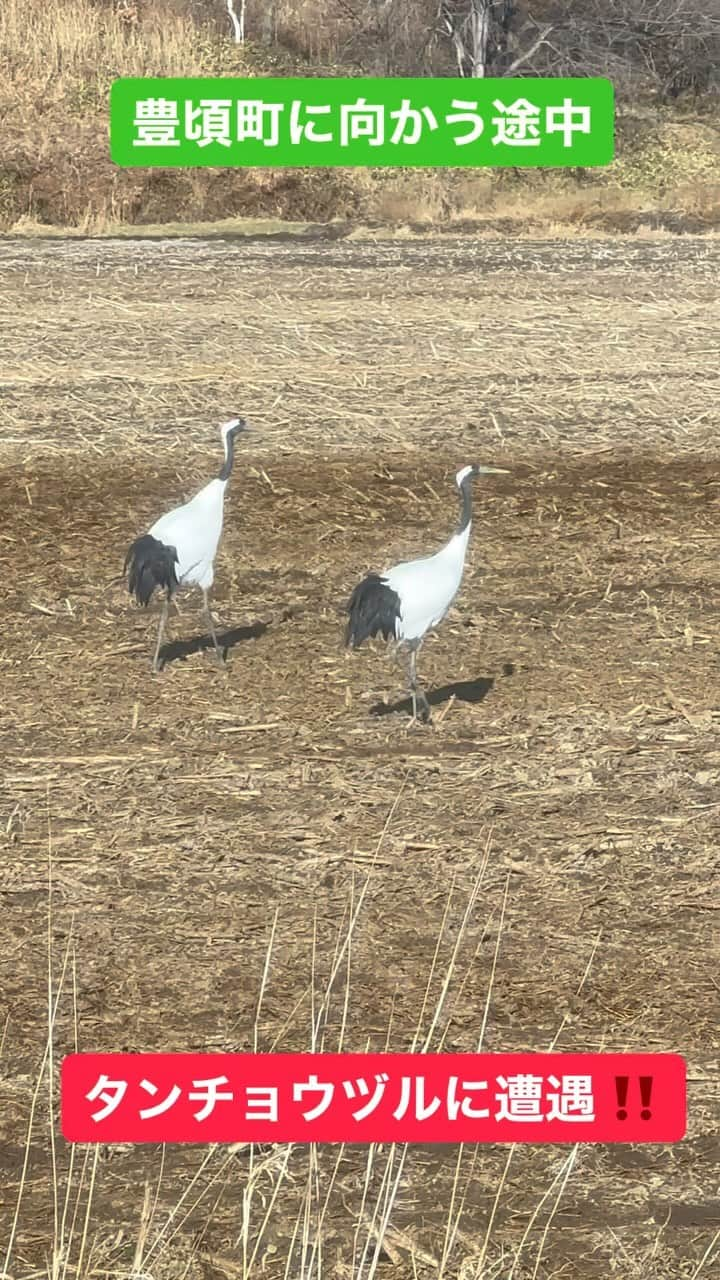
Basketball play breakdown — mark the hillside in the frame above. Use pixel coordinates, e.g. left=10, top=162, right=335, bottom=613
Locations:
left=1, top=0, right=719, bottom=233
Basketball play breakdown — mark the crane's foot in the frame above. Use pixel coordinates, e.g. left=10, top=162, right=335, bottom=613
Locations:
left=407, top=687, right=432, bottom=727
left=405, top=712, right=431, bottom=732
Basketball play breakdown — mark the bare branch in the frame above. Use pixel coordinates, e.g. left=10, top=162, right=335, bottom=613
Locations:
left=504, top=24, right=554, bottom=76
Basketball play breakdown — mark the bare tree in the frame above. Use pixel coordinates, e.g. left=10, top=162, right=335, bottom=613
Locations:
left=439, top=0, right=499, bottom=77
left=436, top=1, right=554, bottom=78
left=523, top=0, right=720, bottom=100
left=225, top=0, right=245, bottom=42
left=197, top=0, right=720, bottom=96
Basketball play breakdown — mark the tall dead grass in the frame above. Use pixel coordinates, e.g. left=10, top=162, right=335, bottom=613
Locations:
left=0, top=0, right=208, bottom=92
left=7, top=794, right=717, bottom=1277
left=4, top=795, right=527, bottom=1280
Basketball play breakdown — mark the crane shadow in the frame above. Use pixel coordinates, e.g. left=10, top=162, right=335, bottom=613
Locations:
left=158, top=620, right=269, bottom=669
left=370, top=675, right=495, bottom=719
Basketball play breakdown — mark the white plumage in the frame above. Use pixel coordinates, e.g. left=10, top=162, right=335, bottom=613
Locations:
left=345, top=463, right=508, bottom=722
left=149, top=475, right=227, bottom=593
left=383, top=524, right=472, bottom=642
left=124, top=416, right=247, bottom=672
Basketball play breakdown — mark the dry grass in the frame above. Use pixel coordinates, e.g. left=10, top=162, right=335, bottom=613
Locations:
left=0, top=235, right=719, bottom=1278
left=1, top=0, right=720, bottom=232
left=0, top=0, right=207, bottom=90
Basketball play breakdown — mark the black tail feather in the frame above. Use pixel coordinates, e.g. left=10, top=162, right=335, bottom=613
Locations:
left=345, top=574, right=401, bottom=648
left=124, top=534, right=179, bottom=607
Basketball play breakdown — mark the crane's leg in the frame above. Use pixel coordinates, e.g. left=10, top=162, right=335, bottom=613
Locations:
left=202, top=589, right=225, bottom=666
left=392, top=642, right=417, bottom=719
left=408, top=644, right=431, bottom=725
left=152, top=597, right=170, bottom=674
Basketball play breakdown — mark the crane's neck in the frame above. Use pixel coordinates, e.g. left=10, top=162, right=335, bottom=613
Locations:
left=218, top=430, right=236, bottom=483
left=457, top=478, right=473, bottom=537
left=438, top=479, right=473, bottom=567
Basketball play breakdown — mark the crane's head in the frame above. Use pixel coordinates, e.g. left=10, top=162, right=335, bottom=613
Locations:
left=221, top=417, right=247, bottom=444
left=456, top=463, right=509, bottom=488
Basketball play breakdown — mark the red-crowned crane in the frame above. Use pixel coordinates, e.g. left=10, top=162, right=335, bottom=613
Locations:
left=345, top=463, right=508, bottom=722
left=124, top=417, right=247, bottom=672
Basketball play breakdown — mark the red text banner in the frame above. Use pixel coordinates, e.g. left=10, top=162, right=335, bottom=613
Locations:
left=61, top=1052, right=686, bottom=1144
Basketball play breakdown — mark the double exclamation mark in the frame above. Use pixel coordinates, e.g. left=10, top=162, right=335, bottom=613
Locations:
left=616, top=1075, right=653, bottom=1120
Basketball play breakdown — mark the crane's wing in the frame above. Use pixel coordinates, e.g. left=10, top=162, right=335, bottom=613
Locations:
left=149, top=484, right=224, bottom=583
left=385, top=547, right=465, bottom=640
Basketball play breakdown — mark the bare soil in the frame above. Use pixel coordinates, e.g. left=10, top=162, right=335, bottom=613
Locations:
left=0, top=235, right=718, bottom=1279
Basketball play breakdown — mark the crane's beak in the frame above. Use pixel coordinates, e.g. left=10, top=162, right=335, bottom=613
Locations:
left=475, top=464, right=509, bottom=475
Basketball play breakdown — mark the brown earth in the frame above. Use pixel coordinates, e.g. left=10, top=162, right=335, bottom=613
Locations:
left=0, top=234, right=718, bottom=1279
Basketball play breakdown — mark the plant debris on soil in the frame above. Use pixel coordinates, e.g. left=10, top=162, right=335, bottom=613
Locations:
left=0, top=236, right=719, bottom=1279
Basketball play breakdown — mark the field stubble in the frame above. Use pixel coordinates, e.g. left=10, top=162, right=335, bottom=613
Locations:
left=0, top=234, right=719, bottom=1279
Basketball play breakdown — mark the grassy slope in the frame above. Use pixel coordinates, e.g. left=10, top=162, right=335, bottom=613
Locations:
left=1, top=0, right=719, bottom=233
